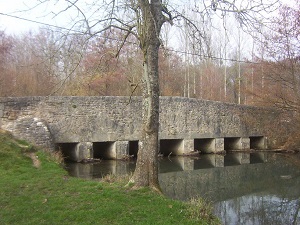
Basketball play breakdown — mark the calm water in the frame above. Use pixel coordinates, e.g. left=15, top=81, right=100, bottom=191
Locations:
left=65, top=153, right=300, bottom=225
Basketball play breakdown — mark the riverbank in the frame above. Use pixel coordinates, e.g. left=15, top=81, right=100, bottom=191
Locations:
left=0, top=130, right=219, bottom=225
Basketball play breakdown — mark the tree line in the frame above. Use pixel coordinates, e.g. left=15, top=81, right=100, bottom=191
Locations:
left=1, top=1, right=298, bottom=110
left=0, top=1, right=299, bottom=107
left=0, top=25, right=288, bottom=105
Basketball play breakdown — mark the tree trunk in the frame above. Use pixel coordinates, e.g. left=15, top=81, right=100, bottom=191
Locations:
left=129, top=0, right=165, bottom=191
left=130, top=46, right=160, bottom=190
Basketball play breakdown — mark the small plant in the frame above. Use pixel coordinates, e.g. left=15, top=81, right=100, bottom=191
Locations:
left=46, top=150, right=65, bottom=165
left=186, top=197, right=220, bottom=225
left=101, top=173, right=132, bottom=185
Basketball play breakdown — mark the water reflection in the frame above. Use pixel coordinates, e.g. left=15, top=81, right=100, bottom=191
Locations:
left=215, top=195, right=300, bottom=225
left=65, top=153, right=300, bottom=225
left=67, top=160, right=136, bottom=179
left=66, top=153, right=261, bottom=177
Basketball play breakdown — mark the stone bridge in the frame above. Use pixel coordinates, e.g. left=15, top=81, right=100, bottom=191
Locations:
left=0, top=96, right=288, bottom=162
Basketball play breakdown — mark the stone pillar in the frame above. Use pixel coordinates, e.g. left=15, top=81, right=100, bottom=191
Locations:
left=215, top=138, right=225, bottom=153
left=241, top=137, right=250, bottom=150
left=115, top=141, right=129, bottom=159
left=74, top=142, right=93, bottom=162
left=261, top=137, right=268, bottom=150
left=183, top=139, right=194, bottom=155
left=235, top=138, right=243, bottom=150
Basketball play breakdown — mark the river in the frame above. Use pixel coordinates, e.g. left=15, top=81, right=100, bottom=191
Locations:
left=65, top=152, right=300, bottom=225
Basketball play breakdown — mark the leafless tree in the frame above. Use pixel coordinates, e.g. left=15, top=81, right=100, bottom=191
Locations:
left=26, top=0, right=279, bottom=190
left=0, top=31, right=14, bottom=96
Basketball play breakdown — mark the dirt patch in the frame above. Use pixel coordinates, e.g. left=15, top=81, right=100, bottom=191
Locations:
left=25, top=152, right=41, bottom=168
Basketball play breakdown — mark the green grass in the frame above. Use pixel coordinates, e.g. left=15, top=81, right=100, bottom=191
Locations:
left=0, top=130, right=220, bottom=225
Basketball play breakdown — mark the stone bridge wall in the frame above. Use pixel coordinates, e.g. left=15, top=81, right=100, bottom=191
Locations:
left=0, top=96, right=288, bottom=161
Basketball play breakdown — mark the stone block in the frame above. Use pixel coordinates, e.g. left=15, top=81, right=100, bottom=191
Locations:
left=215, top=138, right=225, bottom=153
left=183, top=139, right=194, bottom=155
left=241, top=137, right=250, bottom=150
left=74, top=142, right=93, bottom=162
left=115, top=141, right=129, bottom=159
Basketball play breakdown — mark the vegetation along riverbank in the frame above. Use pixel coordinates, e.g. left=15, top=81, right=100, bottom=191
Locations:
left=0, top=130, right=220, bottom=225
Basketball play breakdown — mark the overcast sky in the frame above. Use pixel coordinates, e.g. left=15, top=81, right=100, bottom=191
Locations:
left=0, top=0, right=36, bottom=34
left=1, top=0, right=294, bottom=35
left=1, top=0, right=292, bottom=35
left=0, top=0, right=295, bottom=63
left=0, top=0, right=72, bottom=34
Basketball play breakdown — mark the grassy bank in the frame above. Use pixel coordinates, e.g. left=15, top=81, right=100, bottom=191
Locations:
left=0, top=130, right=219, bottom=225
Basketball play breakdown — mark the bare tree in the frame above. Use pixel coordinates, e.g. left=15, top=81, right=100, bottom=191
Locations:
left=0, top=31, right=14, bottom=96
left=252, top=0, right=300, bottom=111
left=26, top=0, right=279, bottom=190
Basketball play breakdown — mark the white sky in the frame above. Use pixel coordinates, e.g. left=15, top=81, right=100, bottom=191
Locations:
left=0, top=0, right=296, bottom=62
left=0, top=0, right=72, bottom=34
left=0, top=0, right=38, bottom=34
left=1, top=0, right=294, bottom=35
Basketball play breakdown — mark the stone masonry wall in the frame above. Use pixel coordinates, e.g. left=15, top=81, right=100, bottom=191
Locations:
left=0, top=96, right=287, bottom=153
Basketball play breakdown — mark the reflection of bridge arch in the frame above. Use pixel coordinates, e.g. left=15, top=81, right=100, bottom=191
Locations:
left=66, top=153, right=273, bottom=179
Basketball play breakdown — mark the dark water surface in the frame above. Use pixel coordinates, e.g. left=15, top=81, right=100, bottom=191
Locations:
left=65, top=153, right=300, bottom=225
